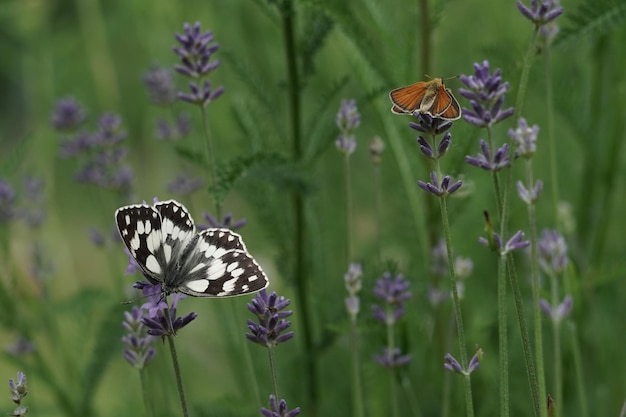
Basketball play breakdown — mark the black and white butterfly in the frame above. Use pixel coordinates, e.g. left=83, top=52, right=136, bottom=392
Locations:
left=115, top=199, right=269, bottom=297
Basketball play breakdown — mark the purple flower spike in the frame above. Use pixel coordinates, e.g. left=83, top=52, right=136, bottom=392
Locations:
left=540, top=295, right=573, bottom=323
left=538, top=229, right=569, bottom=274
left=509, top=118, right=539, bottom=158
left=336, top=99, right=361, bottom=132
left=517, top=180, right=543, bottom=204
left=197, top=212, right=247, bottom=231
left=173, top=22, right=224, bottom=107
left=0, top=179, right=17, bottom=223
left=444, top=348, right=482, bottom=376
left=517, top=0, right=564, bottom=26
left=409, top=113, right=453, bottom=136
left=369, top=136, right=385, bottom=163
left=466, top=139, right=510, bottom=171
left=372, top=272, right=411, bottom=325
left=260, top=395, right=301, bottom=417
left=479, top=230, right=529, bottom=255
left=374, top=347, right=412, bottom=369
left=246, top=290, right=294, bottom=348
left=51, top=97, right=87, bottom=131
left=136, top=283, right=197, bottom=337
left=166, top=173, right=204, bottom=195
left=142, top=66, right=176, bottom=106
left=335, top=134, right=357, bottom=155
left=459, top=60, right=514, bottom=128
left=418, top=171, right=463, bottom=197
left=122, top=306, right=156, bottom=369
left=173, top=22, right=221, bottom=79
left=8, top=371, right=28, bottom=416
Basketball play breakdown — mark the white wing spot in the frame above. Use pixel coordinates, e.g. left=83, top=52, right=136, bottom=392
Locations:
left=130, top=232, right=141, bottom=250
left=207, top=259, right=227, bottom=279
left=124, top=214, right=130, bottom=225
left=189, top=263, right=206, bottom=273
left=221, top=276, right=239, bottom=293
left=163, top=243, right=172, bottom=263
left=146, top=255, right=161, bottom=274
left=186, top=279, right=209, bottom=292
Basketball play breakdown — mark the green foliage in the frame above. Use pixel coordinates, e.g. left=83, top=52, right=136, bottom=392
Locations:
left=1, top=0, right=625, bottom=417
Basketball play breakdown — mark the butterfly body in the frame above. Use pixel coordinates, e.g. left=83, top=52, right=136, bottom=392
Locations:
left=389, top=77, right=461, bottom=120
left=116, top=199, right=268, bottom=297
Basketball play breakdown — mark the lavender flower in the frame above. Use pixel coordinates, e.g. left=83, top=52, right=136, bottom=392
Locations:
left=459, top=60, right=514, bottom=128
left=21, top=177, right=46, bottom=228
left=173, top=22, right=224, bottom=107
left=417, top=132, right=452, bottom=159
left=540, top=295, right=573, bottom=323
left=344, top=263, right=363, bottom=319
left=374, top=347, right=412, bottom=369
left=0, top=179, right=17, bottom=223
left=538, top=229, right=568, bottom=274
left=8, top=371, right=28, bottom=416
left=409, top=113, right=453, bottom=136
left=517, top=0, right=564, bottom=26
left=372, top=272, right=411, bottom=325
left=4, top=337, right=36, bottom=357
left=51, top=97, right=87, bottom=131
left=138, top=283, right=197, bottom=336
left=155, top=113, right=192, bottom=141
left=369, top=136, right=385, bottom=164
left=260, top=395, right=300, bottom=417
left=417, top=171, right=463, bottom=197
left=444, top=347, right=482, bottom=376
left=122, top=306, right=156, bottom=369
left=509, top=118, right=539, bottom=158
left=142, top=66, right=176, bottom=106
left=479, top=230, right=530, bottom=255
left=166, top=173, right=204, bottom=195
left=465, top=140, right=511, bottom=171
left=197, top=212, right=246, bottom=231
left=335, top=99, right=360, bottom=155
left=517, top=180, right=543, bottom=205
left=246, top=290, right=294, bottom=348
left=336, top=99, right=361, bottom=131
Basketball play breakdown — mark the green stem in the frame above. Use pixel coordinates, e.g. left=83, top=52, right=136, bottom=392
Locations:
left=280, top=2, right=318, bottom=413
left=513, top=27, right=539, bottom=125
left=497, top=253, right=510, bottom=417
left=549, top=272, right=562, bottom=417
left=350, top=317, right=365, bottom=417
left=267, top=347, right=280, bottom=402
left=507, top=256, right=542, bottom=417
left=543, top=44, right=560, bottom=225
left=167, top=335, right=189, bottom=417
left=344, top=153, right=354, bottom=262
left=386, top=308, right=399, bottom=417
left=373, top=162, right=383, bottom=264
left=525, top=158, right=547, bottom=417
left=567, top=322, right=588, bottom=417
left=433, top=154, right=474, bottom=417
left=200, top=106, right=222, bottom=219
left=139, top=368, right=154, bottom=417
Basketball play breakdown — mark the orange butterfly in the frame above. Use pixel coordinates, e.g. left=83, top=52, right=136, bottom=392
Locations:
left=389, top=77, right=461, bottom=120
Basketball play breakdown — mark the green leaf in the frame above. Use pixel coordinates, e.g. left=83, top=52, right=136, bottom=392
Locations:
left=555, top=0, right=626, bottom=48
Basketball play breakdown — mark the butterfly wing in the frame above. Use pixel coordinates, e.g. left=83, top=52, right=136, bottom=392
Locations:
left=428, top=84, right=453, bottom=118
left=389, top=81, right=428, bottom=114
left=115, top=204, right=166, bottom=282
left=176, top=229, right=269, bottom=297
left=438, top=88, right=462, bottom=120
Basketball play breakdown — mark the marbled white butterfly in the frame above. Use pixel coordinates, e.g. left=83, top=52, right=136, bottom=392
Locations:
left=115, top=199, right=268, bottom=297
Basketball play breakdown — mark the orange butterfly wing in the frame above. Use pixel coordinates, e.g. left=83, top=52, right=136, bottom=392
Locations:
left=438, top=89, right=462, bottom=120
left=389, top=81, right=428, bottom=114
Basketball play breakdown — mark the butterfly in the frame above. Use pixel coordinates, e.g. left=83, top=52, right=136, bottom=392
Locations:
left=389, top=77, right=462, bottom=120
left=115, top=199, right=268, bottom=297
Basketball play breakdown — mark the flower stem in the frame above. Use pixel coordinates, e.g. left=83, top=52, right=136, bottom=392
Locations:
left=386, top=307, right=399, bottom=417
left=372, top=161, right=383, bottom=264
left=549, top=272, right=563, bottom=417
left=514, top=27, right=539, bottom=125
left=344, top=153, right=354, bottom=262
left=433, top=155, right=474, bottom=417
left=498, top=252, right=510, bottom=417
left=568, top=322, right=589, bottom=417
left=349, top=317, right=365, bottom=417
left=267, top=347, right=280, bottom=403
left=543, top=44, right=560, bottom=225
left=139, top=368, right=154, bottom=417
left=280, top=2, right=318, bottom=414
left=167, top=335, right=189, bottom=417
left=525, top=158, right=547, bottom=417
left=200, top=105, right=221, bottom=219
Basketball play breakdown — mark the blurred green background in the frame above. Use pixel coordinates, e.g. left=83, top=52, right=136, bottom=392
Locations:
left=1, top=0, right=625, bottom=416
